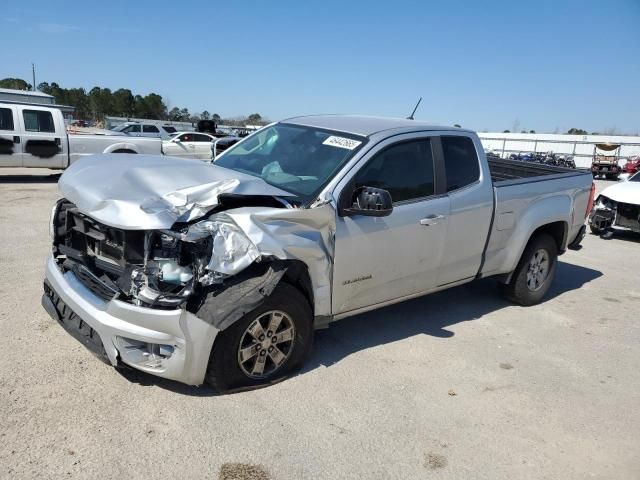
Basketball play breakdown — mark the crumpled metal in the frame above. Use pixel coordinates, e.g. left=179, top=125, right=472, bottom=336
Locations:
left=224, top=204, right=336, bottom=317
left=58, top=154, right=292, bottom=230
left=180, top=205, right=336, bottom=317
left=182, top=213, right=260, bottom=276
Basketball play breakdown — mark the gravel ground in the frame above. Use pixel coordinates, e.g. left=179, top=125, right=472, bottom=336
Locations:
left=0, top=169, right=638, bottom=480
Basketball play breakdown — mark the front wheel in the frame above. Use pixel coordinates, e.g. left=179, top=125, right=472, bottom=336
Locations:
left=204, top=283, right=313, bottom=393
left=503, top=233, right=558, bottom=306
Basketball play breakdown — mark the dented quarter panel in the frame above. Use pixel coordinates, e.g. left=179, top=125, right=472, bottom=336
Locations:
left=226, top=204, right=336, bottom=317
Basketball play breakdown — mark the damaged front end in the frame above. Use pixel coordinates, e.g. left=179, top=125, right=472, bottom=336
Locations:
left=51, top=200, right=262, bottom=310
left=588, top=195, right=640, bottom=234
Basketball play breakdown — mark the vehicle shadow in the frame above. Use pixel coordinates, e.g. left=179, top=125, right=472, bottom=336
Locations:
left=304, top=260, right=602, bottom=371
left=118, top=260, right=602, bottom=395
left=589, top=230, right=640, bottom=244
left=0, top=173, right=61, bottom=183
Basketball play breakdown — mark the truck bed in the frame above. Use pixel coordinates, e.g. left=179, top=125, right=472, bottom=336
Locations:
left=488, top=158, right=586, bottom=186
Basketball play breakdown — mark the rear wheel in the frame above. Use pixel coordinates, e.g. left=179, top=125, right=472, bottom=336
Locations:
left=204, top=283, right=313, bottom=393
left=590, top=224, right=604, bottom=235
left=504, top=233, right=558, bottom=306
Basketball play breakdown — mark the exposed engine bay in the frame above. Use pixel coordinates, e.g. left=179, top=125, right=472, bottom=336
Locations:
left=51, top=199, right=264, bottom=309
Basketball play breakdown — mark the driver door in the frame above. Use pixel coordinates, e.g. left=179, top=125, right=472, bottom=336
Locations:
left=332, top=134, right=450, bottom=315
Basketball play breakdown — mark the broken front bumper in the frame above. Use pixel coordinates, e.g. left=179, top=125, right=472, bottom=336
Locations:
left=42, top=254, right=218, bottom=385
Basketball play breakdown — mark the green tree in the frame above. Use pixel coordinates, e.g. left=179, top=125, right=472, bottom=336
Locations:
left=112, top=89, right=135, bottom=117
left=168, top=107, right=182, bottom=121
left=212, top=113, right=221, bottom=122
left=529, top=130, right=535, bottom=134
left=247, top=113, right=262, bottom=124
left=567, top=128, right=588, bottom=135
left=142, top=93, right=166, bottom=119
left=0, top=77, right=32, bottom=90
left=201, top=110, right=210, bottom=120
left=454, top=124, right=461, bottom=128
left=503, top=130, right=510, bottom=133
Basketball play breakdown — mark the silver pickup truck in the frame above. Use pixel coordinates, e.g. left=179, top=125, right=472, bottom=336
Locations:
left=42, top=115, right=594, bottom=391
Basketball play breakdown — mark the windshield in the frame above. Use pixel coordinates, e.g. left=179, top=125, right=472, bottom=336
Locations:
left=214, top=123, right=366, bottom=199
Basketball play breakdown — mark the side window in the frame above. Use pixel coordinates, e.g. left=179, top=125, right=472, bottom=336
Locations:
left=0, top=108, right=14, bottom=130
left=123, top=124, right=141, bottom=133
left=193, top=134, right=212, bottom=142
left=352, top=139, right=435, bottom=203
left=441, top=136, right=480, bottom=192
left=23, top=110, right=55, bottom=133
left=143, top=125, right=159, bottom=133
left=179, top=133, right=193, bottom=142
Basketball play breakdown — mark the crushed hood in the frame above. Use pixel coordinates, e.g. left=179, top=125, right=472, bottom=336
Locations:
left=58, top=154, right=294, bottom=230
left=600, top=180, right=640, bottom=205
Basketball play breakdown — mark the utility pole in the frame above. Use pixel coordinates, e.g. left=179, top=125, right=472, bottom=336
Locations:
left=32, top=63, right=36, bottom=91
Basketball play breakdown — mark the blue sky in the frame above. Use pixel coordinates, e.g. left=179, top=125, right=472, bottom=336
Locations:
left=1, top=0, right=639, bottom=133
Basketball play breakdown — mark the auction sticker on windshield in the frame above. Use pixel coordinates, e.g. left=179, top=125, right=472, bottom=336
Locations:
left=322, top=136, right=362, bottom=150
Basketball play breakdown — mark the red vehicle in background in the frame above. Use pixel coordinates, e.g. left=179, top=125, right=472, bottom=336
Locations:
left=623, top=156, right=640, bottom=175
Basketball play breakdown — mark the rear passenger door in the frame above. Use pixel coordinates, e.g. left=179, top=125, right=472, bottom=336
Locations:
left=436, top=134, right=494, bottom=286
left=20, top=107, right=68, bottom=168
left=0, top=105, right=22, bottom=167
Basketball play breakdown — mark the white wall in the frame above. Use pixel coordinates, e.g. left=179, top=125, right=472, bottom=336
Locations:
left=478, top=132, right=640, bottom=168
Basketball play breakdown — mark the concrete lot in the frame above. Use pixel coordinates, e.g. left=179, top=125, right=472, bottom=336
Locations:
left=0, top=169, right=638, bottom=479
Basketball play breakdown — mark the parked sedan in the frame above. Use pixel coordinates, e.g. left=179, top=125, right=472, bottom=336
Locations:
left=589, top=171, right=640, bottom=236
left=162, top=132, right=215, bottom=160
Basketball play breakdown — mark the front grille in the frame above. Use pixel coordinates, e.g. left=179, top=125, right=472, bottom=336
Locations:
left=71, top=263, right=119, bottom=301
left=617, top=202, right=640, bottom=230
left=52, top=201, right=146, bottom=300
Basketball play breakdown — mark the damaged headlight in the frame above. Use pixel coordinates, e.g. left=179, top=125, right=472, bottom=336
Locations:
left=49, top=199, right=63, bottom=240
left=596, top=196, right=616, bottom=210
left=126, top=214, right=259, bottom=307
left=181, top=213, right=260, bottom=278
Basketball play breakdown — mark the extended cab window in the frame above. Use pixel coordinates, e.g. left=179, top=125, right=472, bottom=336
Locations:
left=162, top=126, right=177, bottom=133
left=122, top=124, right=141, bottom=133
left=0, top=108, right=14, bottom=130
left=143, top=125, right=159, bottom=133
left=23, top=110, right=55, bottom=133
left=441, top=136, right=480, bottom=192
left=353, top=139, right=435, bottom=203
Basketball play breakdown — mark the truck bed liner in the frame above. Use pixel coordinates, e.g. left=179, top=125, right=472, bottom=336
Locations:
left=488, top=158, right=588, bottom=187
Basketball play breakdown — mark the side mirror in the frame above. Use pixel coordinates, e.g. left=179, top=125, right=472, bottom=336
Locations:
left=174, top=138, right=181, bottom=143
left=342, top=186, right=393, bottom=217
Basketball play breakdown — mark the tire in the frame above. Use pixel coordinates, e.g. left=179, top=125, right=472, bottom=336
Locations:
left=203, top=282, right=313, bottom=393
left=504, top=233, right=558, bottom=306
left=589, top=224, right=604, bottom=235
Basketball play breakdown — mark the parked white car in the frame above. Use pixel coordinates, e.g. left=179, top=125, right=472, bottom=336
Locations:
left=112, top=122, right=179, bottom=139
left=0, top=102, right=161, bottom=169
left=588, top=171, right=640, bottom=235
left=162, top=132, right=216, bottom=160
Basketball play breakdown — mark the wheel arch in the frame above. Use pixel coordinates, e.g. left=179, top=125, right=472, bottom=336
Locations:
left=103, top=142, right=140, bottom=154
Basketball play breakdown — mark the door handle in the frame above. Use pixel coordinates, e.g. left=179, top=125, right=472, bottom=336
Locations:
left=13, top=136, right=20, bottom=144
left=420, top=214, right=445, bottom=226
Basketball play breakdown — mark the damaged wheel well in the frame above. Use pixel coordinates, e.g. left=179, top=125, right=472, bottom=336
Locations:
left=281, top=260, right=314, bottom=314
left=188, top=259, right=315, bottom=332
